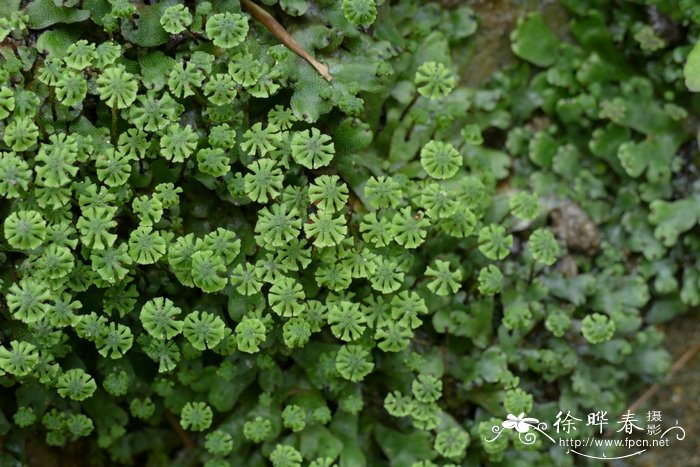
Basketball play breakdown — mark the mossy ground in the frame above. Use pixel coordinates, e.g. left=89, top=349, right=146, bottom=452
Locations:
left=463, top=2, right=700, bottom=465
left=5, top=0, right=700, bottom=464
left=629, top=314, right=700, bottom=467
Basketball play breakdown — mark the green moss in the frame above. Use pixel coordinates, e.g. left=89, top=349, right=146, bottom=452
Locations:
left=0, top=0, right=698, bottom=465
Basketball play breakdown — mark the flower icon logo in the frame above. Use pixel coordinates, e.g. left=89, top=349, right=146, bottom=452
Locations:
left=485, top=412, right=553, bottom=445
left=502, top=413, right=540, bottom=433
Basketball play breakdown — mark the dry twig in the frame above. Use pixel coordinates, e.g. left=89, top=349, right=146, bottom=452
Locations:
left=602, top=341, right=700, bottom=438
left=241, top=0, right=332, bottom=81
left=626, top=342, right=700, bottom=414
left=165, top=410, right=194, bottom=450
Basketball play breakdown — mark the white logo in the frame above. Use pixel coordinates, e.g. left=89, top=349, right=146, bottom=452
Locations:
left=484, top=410, right=686, bottom=460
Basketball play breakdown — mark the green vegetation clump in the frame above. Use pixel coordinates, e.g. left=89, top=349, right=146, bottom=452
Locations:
left=0, top=0, right=700, bottom=465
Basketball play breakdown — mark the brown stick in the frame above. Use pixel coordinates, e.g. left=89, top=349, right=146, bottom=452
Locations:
left=600, top=340, right=700, bottom=440
left=241, top=0, right=332, bottom=81
left=165, top=410, right=194, bottom=450
left=625, top=342, right=700, bottom=415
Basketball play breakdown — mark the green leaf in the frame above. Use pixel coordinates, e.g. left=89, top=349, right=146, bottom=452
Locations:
left=280, top=0, right=309, bottom=16
left=592, top=275, right=650, bottom=313
left=121, top=1, right=172, bottom=47
left=0, top=0, right=20, bottom=18
left=413, top=31, right=451, bottom=74
left=684, top=40, right=700, bottom=92
left=646, top=298, right=685, bottom=325
left=466, top=146, right=510, bottom=180
left=35, top=28, right=79, bottom=57
left=330, top=413, right=366, bottom=467
left=81, top=0, right=110, bottom=26
left=541, top=274, right=595, bottom=306
left=139, top=51, right=177, bottom=91
left=648, top=196, right=700, bottom=247
left=475, top=347, right=509, bottom=384
left=374, top=424, right=435, bottom=467
left=25, top=0, right=90, bottom=29
left=528, top=131, right=558, bottom=168
left=510, top=12, right=558, bottom=67
left=299, top=426, right=343, bottom=461
left=291, top=66, right=334, bottom=123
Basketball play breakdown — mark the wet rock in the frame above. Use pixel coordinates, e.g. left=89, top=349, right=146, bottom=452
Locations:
left=556, top=254, right=578, bottom=277
left=549, top=200, right=600, bottom=255
left=647, top=6, right=683, bottom=45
